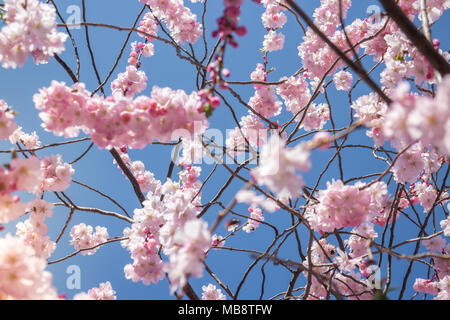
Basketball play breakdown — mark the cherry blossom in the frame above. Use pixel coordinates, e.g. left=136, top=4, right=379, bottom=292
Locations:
left=40, top=154, right=74, bottom=192
left=252, top=135, right=311, bottom=201
left=73, top=281, right=117, bottom=300
left=166, top=219, right=211, bottom=293
left=201, top=283, right=226, bottom=300
left=441, top=216, right=450, bottom=237
left=114, top=146, right=161, bottom=194
left=423, top=235, right=447, bottom=253
left=0, top=99, right=17, bottom=139
left=262, top=30, right=285, bottom=52
left=0, top=0, right=449, bottom=302
left=122, top=165, right=210, bottom=293
left=16, top=199, right=55, bottom=259
left=70, top=223, right=109, bottom=255
left=277, top=75, right=311, bottom=116
left=0, top=0, right=67, bottom=68
left=333, top=70, right=353, bottom=91
left=34, top=81, right=209, bottom=148
left=9, top=127, right=41, bottom=150
left=305, top=180, right=389, bottom=233
left=261, top=0, right=288, bottom=30
left=242, top=207, right=264, bottom=233
left=0, top=234, right=58, bottom=299
left=111, top=65, right=148, bottom=98
left=140, top=0, right=202, bottom=44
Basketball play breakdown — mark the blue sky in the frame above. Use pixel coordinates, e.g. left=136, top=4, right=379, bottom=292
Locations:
left=0, top=0, right=449, bottom=300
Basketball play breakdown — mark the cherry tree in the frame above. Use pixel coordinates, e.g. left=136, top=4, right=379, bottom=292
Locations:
left=0, top=0, right=449, bottom=300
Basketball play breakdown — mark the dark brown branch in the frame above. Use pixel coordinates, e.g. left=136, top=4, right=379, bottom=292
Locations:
left=110, top=148, right=146, bottom=206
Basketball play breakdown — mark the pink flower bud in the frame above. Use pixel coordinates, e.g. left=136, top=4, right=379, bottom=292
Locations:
left=210, top=96, right=221, bottom=108
left=236, top=26, right=247, bottom=37
left=222, top=68, right=231, bottom=78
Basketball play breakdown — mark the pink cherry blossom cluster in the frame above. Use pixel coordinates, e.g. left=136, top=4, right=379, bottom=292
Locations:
left=0, top=0, right=67, bottom=69
left=351, top=92, right=388, bottom=146
left=313, top=0, right=352, bottom=36
left=413, top=278, right=439, bottom=295
left=252, top=135, right=311, bottom=201
left=0, top=148, right=72, bottom=224
left=300, top=103, right=330, bottom=131
left=137, top=12, right=158, bottom=41
left=9, top=127, right=41, bottom=150
left=333, top=70, right=353, bottom=91
left=377, top=28, right=448, bottom=90
left=302, top=238, right=374, bottom=300
left=178, top=164, right=202, bottom=189
left=372, top=196, right=400, bottom=227
left=414, top=231, right=450, bottom=299
left=201, top=57, right=227, bottom=119
left=345, top=222, right=378, bottom=259
left=166, top=219, right=211, bottom=293
left=441, top=215, right=450, bottom=237
left=211, top=234, right=226, bottom=248
left=355, top=1, right=450, bottom=89
left=70, top=223, right=109, bottom=255
left=435, top=257, right=450, bottom=292
left=177, top=136, right=206, bottom=166
left=383, top=77, right=450, bottom=157
left=301, top=239, right=335, bottom=299
left=0, top=156, right=42, bottom=224
left=391, top=144, right=425, bottom=183
left=259, top=1, right=287, bottom=53
left=33, top=81, right=209, bottom=149
left=249, top=64, right=330, bottom=131
left=418, top=276, right=450, bottom=300
left=139, top=0, right=202, bottom=44
left=276, top=75, right=311, bottom=116
left=40, top=154, right=74, bottom=192
left=128, top=12, right=158, bottom=68
left=332, top=256, right=376, bottom=299
left=122, top=166, right=211, bottom=293
left=226, top=114, right=268, bottom=155
left=242, top=207, right=264, bottom=233
left=260, top=0, right=288, bottom=30
left=0, top=99, right=17, bottom=139
left=73, top=281, right=116, bottom=300
left=212, top=0, right=247, bottom=48
left=0, top=234, right=58, bottom=299
left=411, top=181, right=438, bottom=212
left=114, top=146, right=161, bottom=194
left=262, top=30, right=285, bottom=52
left=201, top=283, right=226, bottom=300
left=381, top=30, right=433, bottom=89
left=157, top=169, right=210, bottom=293
left=33, top=81, right=90, bottom=138
left=414, top=0, right=449, bottom=23
left=297, top=0, right=372, bottom=80
left=122, top=194, right=166, bottom=286
left=305, top=180, right=390, bottom=234
left=423, top=235, right=447, bottom=253
left=16, top=199, right=56, bottom=259
left=248, top=63, right=282, bottom=118
left=128, top=41, right=155, bottom=68
left=111, top=65, right=148, bottom=98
